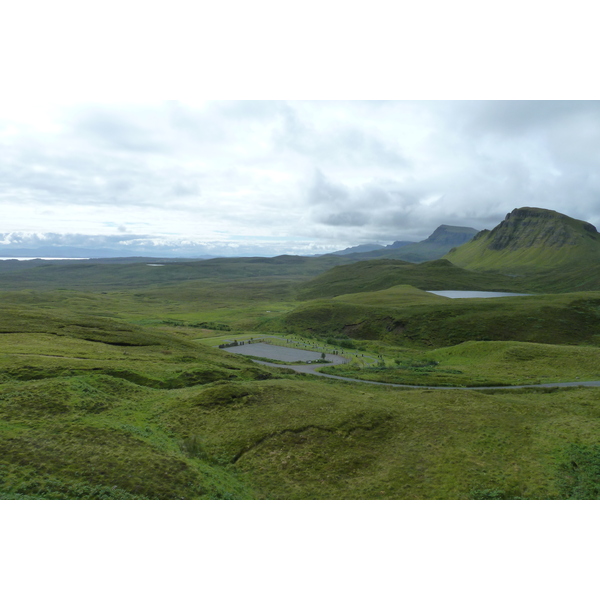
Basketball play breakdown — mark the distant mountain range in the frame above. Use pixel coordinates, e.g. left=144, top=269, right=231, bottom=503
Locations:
left=328, top=225, right=479, bottom=262
left=329, top=242, right=411, bottom=255
left=7, top=208, right=595, bottom=269
left=0, top=225, right=479, bottom=262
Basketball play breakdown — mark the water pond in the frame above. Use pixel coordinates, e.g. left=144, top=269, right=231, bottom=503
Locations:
left=427, top=290, right=530, bottom=299
left=223, top=342, right=324, bottom=362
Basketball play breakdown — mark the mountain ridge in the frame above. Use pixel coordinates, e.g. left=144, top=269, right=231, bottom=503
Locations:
left=328, top=224, right=478, bottom=262
left=446, top=207, right=600, bottom=271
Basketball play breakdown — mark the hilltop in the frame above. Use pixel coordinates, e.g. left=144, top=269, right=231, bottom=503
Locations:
left=446, top=207, right=600, bottom=272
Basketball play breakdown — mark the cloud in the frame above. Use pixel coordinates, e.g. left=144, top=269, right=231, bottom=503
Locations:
left=459, top=101, right=600, bottom=137
left=1, top=101, right=600, bottom=255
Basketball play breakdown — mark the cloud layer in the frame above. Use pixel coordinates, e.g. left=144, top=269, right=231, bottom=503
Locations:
left=2, top=101, right=600, bottom=256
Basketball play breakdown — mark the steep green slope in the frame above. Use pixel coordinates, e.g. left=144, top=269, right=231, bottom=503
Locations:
left=297, top=258, right=528, bottom=300
left=446, top=207, right=600, bottom=272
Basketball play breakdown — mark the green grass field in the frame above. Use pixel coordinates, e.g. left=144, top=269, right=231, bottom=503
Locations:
left=3, top=257, right=600, bottom=499
left=318, top=340, right=600, bottom=387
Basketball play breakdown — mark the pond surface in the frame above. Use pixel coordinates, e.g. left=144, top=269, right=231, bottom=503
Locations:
left=427, top=290, right=530, bottom=299
left=223, top=342, right=325, bottom=362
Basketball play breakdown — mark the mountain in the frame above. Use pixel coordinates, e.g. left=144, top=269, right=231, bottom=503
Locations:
left=446, top=207, right=600, bottom=272
left=423, top=224, right=479, bottom=247
left=329, top=243, right=385, bottom=255
left=385, top=225, right=478, bottom=262
left=333, top=224, right=478, bottom=263
left=386, top=240, right=413, bottom=249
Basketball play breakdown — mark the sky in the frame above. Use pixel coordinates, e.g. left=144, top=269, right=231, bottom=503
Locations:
left=1, top=3, right=598, bottom=258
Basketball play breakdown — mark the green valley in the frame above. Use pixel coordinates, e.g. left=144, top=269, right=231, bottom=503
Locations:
left=3, top=207, right=600, bottom=500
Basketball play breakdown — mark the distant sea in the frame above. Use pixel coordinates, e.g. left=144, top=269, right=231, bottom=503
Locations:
left=0, top=257, right=89, bottom=261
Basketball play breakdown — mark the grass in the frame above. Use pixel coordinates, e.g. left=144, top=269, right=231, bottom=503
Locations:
left=318, top=340, right=600, bottom=387
left=295, top=259, right=529, bottom=300
left=276, top=290, right=600, bottom=348
left=157, top=378, right=600, bottom=499
left=3, top=257, right=600, bottom=499
left=446, top=207, right=600, bottom=273
left=6, top=306, right=600, bottom=499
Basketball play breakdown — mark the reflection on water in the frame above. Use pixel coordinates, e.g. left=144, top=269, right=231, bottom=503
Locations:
left=427, top=290, right=530, bottom=299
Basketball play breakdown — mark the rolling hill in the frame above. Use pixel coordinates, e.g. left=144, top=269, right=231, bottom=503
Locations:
left=296, top=258, right=528, bottom=300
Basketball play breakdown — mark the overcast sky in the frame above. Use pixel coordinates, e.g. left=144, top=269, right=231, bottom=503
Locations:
left=2, top=100, right=600, bottom=256
left=1, top=3, right=598, bottom=257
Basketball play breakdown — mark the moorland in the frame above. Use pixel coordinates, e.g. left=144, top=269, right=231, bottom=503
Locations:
left=2, top=207, right=600, bottom=500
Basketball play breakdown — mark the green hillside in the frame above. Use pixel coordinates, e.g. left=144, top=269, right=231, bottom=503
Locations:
left=277, top=289, right=600, bottom=347
left=446, top=207, right=600, bottom=272
left=5, top=207, right=600, bottom=500
left=297, top=258, right=528, bottom=300
left=319, top=339, right=600, bottom=387
left=3, top=303, right=600, bottom=500
left=0, top=305, right=290, bottom=500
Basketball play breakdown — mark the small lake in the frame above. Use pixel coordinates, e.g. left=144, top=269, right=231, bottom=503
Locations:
left=427, top=290, right=530, bottom=299
left=223, top=342, right=325, bottom=362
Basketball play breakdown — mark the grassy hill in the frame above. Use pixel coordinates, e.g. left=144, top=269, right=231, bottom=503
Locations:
left=296, top=258, right=529, bottom=300
left=446, top=207, right=600, bottom=272
left=319, top=339, right=600, bottom=387
left=2, top=272, right=600, bottom=499
left=3, top=307, right=600, bottom=500
left=276, top=288, right=600, bottom=348
left=0, top=305, right=293, bottom=499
